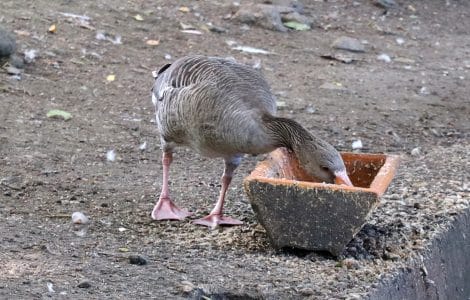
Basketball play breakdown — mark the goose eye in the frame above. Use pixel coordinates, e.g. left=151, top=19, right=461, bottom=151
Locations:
left=321, top=166, right=330, bottom=172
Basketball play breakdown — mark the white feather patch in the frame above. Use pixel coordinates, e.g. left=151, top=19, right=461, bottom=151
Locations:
left=151, top=93, right=157, bottom=105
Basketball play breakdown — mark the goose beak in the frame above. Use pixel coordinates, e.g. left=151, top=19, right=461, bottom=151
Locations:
left=334, top=170, right=353, bottom=187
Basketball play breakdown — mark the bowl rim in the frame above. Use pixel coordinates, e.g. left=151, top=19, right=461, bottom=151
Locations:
left=244, top=150, right=400, bottom=197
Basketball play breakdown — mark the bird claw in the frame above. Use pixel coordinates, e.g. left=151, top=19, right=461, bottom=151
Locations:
left=151, top=198, right=192, bottom=221
left=192, top=214, right=243, bottom=229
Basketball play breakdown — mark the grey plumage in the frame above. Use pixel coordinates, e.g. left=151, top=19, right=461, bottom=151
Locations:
left=153, top=55, right=276, bottom=158
left=150, top=55, right=351, bottom=226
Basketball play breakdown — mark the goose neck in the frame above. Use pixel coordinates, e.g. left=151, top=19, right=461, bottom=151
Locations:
left=262, top=114, right=313, bottom=150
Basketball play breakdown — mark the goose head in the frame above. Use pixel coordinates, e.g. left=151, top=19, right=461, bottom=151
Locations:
left=294, top=139, right=353, bottom=186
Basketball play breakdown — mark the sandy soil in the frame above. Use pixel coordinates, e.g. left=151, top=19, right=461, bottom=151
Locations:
left=0, top=0, right=469, bottom=299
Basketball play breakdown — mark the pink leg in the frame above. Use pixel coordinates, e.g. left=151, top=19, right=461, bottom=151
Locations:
left=193, top=157, right=243, bottom=228
left=151, top=151, right=192, bottom=220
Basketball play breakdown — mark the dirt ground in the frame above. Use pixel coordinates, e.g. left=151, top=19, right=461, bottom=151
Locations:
left=1, top=0, right=469, bottom=299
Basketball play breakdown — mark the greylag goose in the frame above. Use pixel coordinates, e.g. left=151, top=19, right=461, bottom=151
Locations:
left=151, top=55, right=352, bottom=228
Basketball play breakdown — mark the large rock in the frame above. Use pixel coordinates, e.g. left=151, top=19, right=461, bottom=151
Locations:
left=332, top=36, right=366, bottom=53
left=244, top=148, right=399, bottom=256
left=234, top=3, right=314, bottom=32
left=0, top=27, right=16, bottom=57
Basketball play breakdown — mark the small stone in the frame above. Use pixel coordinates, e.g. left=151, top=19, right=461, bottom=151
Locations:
left=411, top=147, right=421, bottom=157
left=299, top=287, right=314, bottom=296
left=341, top=258, right=360, bottom=269
left=374, top=0, right=398, bottom=9
left=419, top=86, right=430, bottom=95
left=179, top=280, right=195, bottom=293
left=331, top=36, right=365, bottom=53
left=9, top=54, right=25, bottom=68
left=6, top=66, right=21, bottom=75
left=77, top=280, right=91, bottom=288
left=413, top=202, right=422, bottom=209
left=208, top=24, right=227, bottom=33
left=305, top=105, right=316, bottom=114
left=276, top=101, right=288, bottom=109
left=129, top=255, right=148, bottom=265
left=383, top=252, right=400, bottom=261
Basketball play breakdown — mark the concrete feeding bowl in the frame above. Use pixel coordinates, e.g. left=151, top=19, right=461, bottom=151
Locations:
left=244, top=148, right=400, bottom=256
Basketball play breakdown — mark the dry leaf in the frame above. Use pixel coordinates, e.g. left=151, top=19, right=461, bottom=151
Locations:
left=47, top=109, right=72, bottom=121
left=48, top=24, right=57, bottom=33
left=134, top=14, right=144, bottom=21
left=283, top=21, right=310, bottom=31
left=179, top=6, right=190, bottom=13
left=146, top=39, right=160, bottom=46
left=106, top=74, right=116, bottom=82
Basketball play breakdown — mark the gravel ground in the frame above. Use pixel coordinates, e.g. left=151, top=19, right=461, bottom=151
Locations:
left=0, top=0, right=469, bottom=299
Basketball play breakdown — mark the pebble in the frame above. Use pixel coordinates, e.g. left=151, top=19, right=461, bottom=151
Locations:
left=71, top=212, right=89, bottom=224
left=6, top=66, right=21, bottom=75
left=348, top=293, right=362, bottom=299
left=9, top=54, right=25, bottom=68
left=305, top=105, right=316, bottom=114
left=383, top=252, right=400, bottom=261
left=342, top=258, right=360, bottom=269
left=299, top=287, right=315, bottom=296
left=276, top=101, right=288, bottom=109
left=411, top=147, right=421, bottom=157
left=331, top=36, right=365, bottom=53
left=128, top=254, right=148, bottom=265
left=179, top=280, right=195, bottom=293
left=419, top=86, right=430, bottom=95
left=77, top=280, right=92, bottom=288
left=374, top=0, right=398, bottom=9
